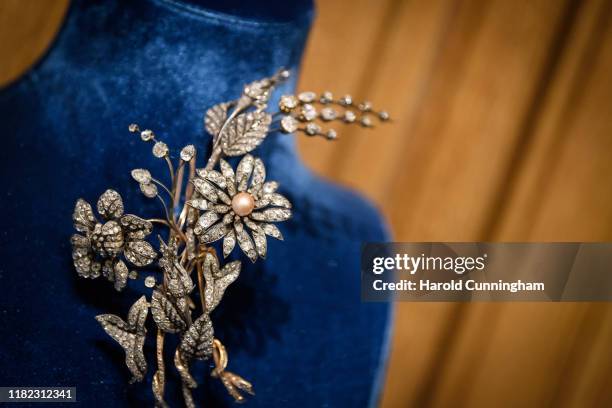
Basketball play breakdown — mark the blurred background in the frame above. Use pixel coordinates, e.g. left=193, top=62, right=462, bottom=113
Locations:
left=1, top=0, right=611, bottom=407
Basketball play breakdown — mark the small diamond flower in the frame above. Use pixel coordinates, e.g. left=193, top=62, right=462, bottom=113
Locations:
left=190, top=155, right=291, bottom=262
left=71, top=189, right=156, bottom=290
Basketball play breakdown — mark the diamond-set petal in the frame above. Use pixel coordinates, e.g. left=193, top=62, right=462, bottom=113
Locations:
left=97, top=189, right=124, bottom=220
left=197, top=169, right=227, bottom=189
left=219, top=159, right=236, bottom=195
left=124, top=241, right=157, bottom=267
left=266, top=193, right=292, bottom=209
left=73, top=199, right=96, bottom=233
left=216, top=189, right=232, bottom=206
left=187, top=199, right=209, bottom=211
left=199, top=223, right=229, bottom=243
left=261, top=223, right=284, bottom=240
left=192, top=179, right=218, bottom=203
left=120, top=215, right=153, bottom=241
left=234, top=221, right=257, bottom=263
left=72, top=239, right=99, bottom=278
left=249, top=158, right=266, bottom=195
left=212, top=204, right=230, bottom=214
left=254, top=195, right=271, bottom=209
left=262, top=181, right=278, bottom=195
left=223, top=229, right=236, bottom=258
left=251, top=208, right=292, bottom=222
left=251, top=229, right=267, bottom=259
left=236, top=155, right=254, bottom=192
left=194, top=211, right=220, bottom=235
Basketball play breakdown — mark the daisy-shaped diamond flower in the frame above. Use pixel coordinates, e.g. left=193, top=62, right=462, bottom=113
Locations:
left=190, top=155, right=291, bottom=262
left=71, top=189, right=156, bottom=290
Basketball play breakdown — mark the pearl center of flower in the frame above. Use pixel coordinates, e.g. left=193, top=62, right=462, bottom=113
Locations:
left=231, top=192, right=255, bottom=217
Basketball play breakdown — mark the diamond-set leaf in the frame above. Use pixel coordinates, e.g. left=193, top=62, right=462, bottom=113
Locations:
left=180, top=314, right=214, bottom=361
left=151, top=289, right=188, bottom=333
left=202, top=253, right=241, bottom=311
left=204, top=102, right=229, bottom=140
left=113, top=259, right=129, bottom=291
left=127, top=296, right=149, bottom=330
left=95, top=296, right=149, bottom=383
left=167, top=262, right=194, bottom=299
left=219, top=111, right=272, bottom=157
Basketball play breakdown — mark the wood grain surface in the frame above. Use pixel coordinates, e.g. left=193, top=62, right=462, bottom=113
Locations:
left=1, top=1, right=611, bottom=407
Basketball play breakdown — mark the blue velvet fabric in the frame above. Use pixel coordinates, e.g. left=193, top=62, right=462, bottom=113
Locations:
left=0, top=0, right=392, bottom=406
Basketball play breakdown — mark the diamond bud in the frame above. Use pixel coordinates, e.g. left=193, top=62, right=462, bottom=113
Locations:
left=344, top=111, right=356, bottom=123
left=279, top=95, right=298, bottom=112
left=280, top=116, right=299, bottom=133
left=340, top=95, right=352, bottom=106
left=180, top=145, right=196, bottom=161
left=320, top=91, right=333, bottom=104
left=358, top=101, right=372, bottom=112
left=140, top=183, right=158, bottom=198
left=128, top=123, right=140, bottom=133
left=326, top=129, right=337, bottom=140
left=141, top=129, right=154, bottom=141
left=244, top=80, right=270, bottom=101
left=131, top=168, right=152, bottom=184
left=300, top=104, right=317, bottom=122
left=298, top=91, right=316, bottom=103
left=361, top=116, right=373, bottom=127
left=305, top=123, right=321, bottom=136
left=320, top=107, right=336, bottom=121
left=152, top=141, right=168, bottom=158
left=144, top=276, right=156, bottom=288
left=379, top=111, right=390, bottom=121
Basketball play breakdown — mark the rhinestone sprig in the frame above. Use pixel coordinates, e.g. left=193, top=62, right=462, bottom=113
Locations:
left=276, top=91, right=390, bottom=139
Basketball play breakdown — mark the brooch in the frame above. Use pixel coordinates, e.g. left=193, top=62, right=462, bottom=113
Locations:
left=70, top=69, right=389, bottom=406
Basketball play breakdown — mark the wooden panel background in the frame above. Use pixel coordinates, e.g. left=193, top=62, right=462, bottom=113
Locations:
left=1, top=1, right=611, bottom=406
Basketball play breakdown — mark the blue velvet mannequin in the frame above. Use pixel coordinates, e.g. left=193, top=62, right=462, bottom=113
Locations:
left=0, top=1, right=392, bottom=406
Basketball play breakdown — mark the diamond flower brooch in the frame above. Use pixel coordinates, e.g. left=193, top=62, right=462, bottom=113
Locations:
left=70, top=69, right=389, bottom=406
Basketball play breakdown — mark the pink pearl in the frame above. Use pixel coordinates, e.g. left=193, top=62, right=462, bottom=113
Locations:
left=231, top=192, right=255, bottom=217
